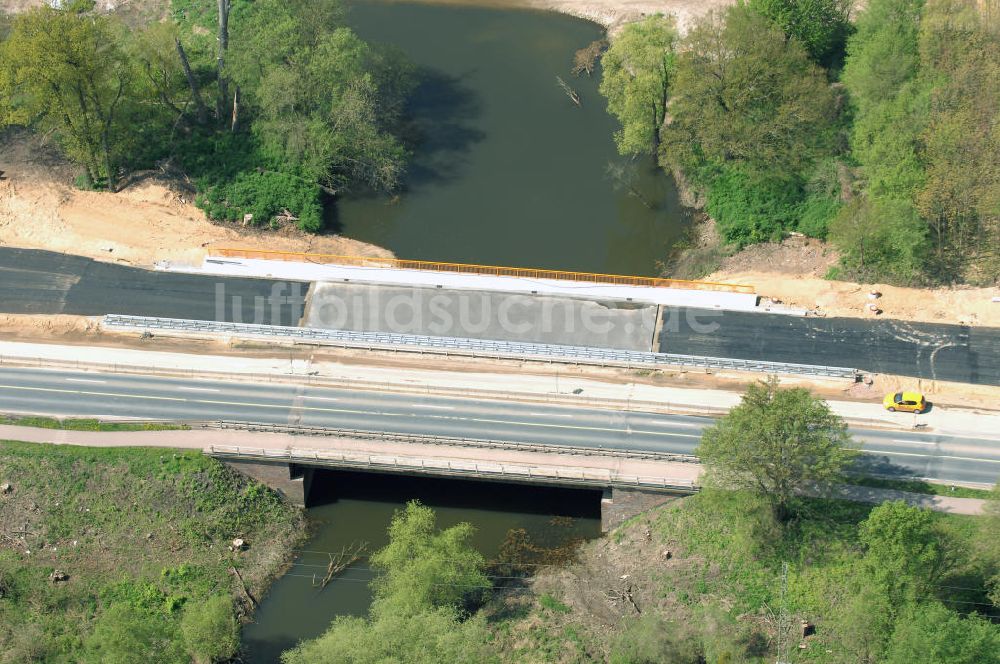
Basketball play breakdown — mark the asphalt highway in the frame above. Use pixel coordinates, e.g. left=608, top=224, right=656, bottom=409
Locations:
left=3, top=247, right=999, bottom=384
left=0, top=248, right=306, bottom=325
left=659, top=307, right=1000, bottom=386
left=0, top=367, right=996, bottom=486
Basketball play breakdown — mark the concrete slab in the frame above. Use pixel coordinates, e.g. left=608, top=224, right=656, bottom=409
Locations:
left=161, top=256, right=761, bottom=311
left=303, top=282, right=659, bottom=351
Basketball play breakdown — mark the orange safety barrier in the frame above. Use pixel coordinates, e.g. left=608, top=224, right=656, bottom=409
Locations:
left=214, top=247, right=756, bottom=294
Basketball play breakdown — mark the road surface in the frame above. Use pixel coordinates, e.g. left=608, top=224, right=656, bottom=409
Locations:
left=0, top=366, right=996, bottom=486
left=659, top=308, right=1000, bottom=386
left=2, top=247, right=998, bottom=384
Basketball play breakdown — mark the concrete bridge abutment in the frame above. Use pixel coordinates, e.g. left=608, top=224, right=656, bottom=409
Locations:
left=222, top=459, right=314, bottom=507
left=601, top=487, right=680, bottom=532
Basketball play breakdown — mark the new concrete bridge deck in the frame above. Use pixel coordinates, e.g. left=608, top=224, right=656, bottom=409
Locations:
left=2, top=247, right=999, bottom=384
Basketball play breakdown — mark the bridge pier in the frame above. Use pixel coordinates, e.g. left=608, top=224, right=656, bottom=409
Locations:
left=222, top=459, right=314, bottom=507
left=601, top=487, right=679, bottom=532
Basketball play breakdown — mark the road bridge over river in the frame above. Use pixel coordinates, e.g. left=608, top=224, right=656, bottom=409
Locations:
left=1, top=365, right=997, bottom=488
left=2, top=247, right=999, bottom=384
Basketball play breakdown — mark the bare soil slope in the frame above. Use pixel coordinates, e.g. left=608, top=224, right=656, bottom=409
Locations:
left=704, top=236, right=1000, bottom=327
left=0, top=131, right=392, bottom=267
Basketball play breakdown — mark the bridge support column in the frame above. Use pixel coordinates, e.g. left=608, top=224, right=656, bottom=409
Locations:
left=601, top=487, right=678, bottom=532
left=222, top=459, right=314, bottom=507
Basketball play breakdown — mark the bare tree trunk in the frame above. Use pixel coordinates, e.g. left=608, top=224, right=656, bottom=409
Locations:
left=216, top=0, right=231, bottom=124
left=175, top=37, right=208, bottom=125
left=231, top=86, right=240, bottom=132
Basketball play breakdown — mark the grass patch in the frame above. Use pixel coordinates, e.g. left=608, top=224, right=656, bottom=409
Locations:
left=538, top=593, right=571, bottom=614
left=0, top=415, right=187, bottom=432
left=0, top=440, right=304, bottom=661
left=847, top=475, right=992, bottom=500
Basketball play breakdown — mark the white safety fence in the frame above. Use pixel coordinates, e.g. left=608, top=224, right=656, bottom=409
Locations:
left=102, top=314, right=860, bottom=379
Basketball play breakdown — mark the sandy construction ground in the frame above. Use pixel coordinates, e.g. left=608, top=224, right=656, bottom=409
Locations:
left=703, top=236, right=1000, bottom=327
left=0, top=131, right=392, bottom=267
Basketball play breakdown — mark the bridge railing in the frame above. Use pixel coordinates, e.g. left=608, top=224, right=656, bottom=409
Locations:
left=213, top=247, right=755, bottom=294
left=207, top=444, right=698, bottom=492
left=204, top=420, right=701, bottom=463
left=101, top=314, right=861, bottom=379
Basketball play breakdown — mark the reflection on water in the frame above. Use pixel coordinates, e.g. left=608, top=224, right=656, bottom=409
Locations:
left=241, top=471, right=601, bottom=663
left=334, top=1, right=691, bottom=275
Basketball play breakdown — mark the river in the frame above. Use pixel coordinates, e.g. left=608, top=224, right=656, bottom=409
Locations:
left=242, top=2, right=686, bottom=659
left=334, top=0, right=692, bottom=276
left=241, top=471, right=601, bottom=662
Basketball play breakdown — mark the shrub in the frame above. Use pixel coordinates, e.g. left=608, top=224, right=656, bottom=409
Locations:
left=198, top=170, right=323, bottom=232
left=706, top=168, right=804, bottom=246
left=181, top=595, right=239, bottom=664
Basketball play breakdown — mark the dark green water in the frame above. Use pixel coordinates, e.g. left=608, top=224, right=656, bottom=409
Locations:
left=241, top=472, right=601, bottom=663
left=242, top=5, right=675, bottom=659
left=335, top=1, right=691, bottom=275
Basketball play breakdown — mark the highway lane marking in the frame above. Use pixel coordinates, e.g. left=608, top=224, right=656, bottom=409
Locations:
left=0, top=384, right=704, bottom=439
left=64, top=378, right=106, bottom=384
left=863, top=449, right=1000, bottom=464
left=892, top=438, right=939, bottom=445
left=412, top=404, right=454, bottom=410
left=178, top=387, right=221, bottom=393
left=529, top=412, right=573, bottom=418
left=303, top=396, right=339, bottom=402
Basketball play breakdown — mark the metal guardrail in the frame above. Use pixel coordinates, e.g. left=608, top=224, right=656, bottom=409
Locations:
left=102, top=314, right=860, bottom=379
left=203, top=420, right=701, bottom=463
left=213, top=247, right=755, bottom=294
left=207, top=444, right=698, bottom=492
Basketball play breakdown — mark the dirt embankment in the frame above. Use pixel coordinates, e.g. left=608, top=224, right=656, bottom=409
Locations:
left=701, top=235, right=1000, bottom=327
left=0, top=131, right=392, bottom=268
left=403, top=0, right=734, bottom=31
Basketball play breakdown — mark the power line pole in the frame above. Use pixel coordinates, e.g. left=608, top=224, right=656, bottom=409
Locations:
left=776, top=561, right=790, bottom=664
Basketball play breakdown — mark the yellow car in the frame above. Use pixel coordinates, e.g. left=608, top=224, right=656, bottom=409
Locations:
left=883, top=391, right=926, bottom=413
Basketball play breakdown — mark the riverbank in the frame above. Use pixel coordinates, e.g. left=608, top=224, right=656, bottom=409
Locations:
left=0, top=440, right=305, bottom=661
left=384, top=0, right=734, bottom=31
left=0, top=130, right=393, bottom=268
left=489, top=489, right=1000, bottom=662
left=663, top=218, right=1000, bottom=327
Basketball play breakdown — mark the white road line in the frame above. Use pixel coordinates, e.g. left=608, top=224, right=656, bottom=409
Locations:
left=865, top=449, right=1000, bottom=463
left=412, top=404, right=454, bottom=410
left=178, top=387, right=221, bottom=393
left=529, top=412, right=573, bottom=418
left=64, top=378, right=106, bottom=384
left=892, top=439, right=938, bottom=445
left=303, top=396, right=339, bottom=402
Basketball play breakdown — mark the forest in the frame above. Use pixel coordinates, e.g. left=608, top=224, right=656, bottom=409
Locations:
left=600, top=0, right=1000, bottom=285
left=0, top=0, right=413, bottom=232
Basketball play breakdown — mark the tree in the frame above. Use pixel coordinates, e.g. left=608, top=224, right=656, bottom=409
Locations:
left=858, top=501, right=945, bottom=604
left=749, top=0, right=853, bottom=66
left=661, top=5, right=837, bottom=180
left=885, top=601, right=1000, bottom=664
left=914, top=0, right=1000, bottom=282
left=369, top=500, right=489, bottom=615
left=0, top=5, right=133, bottom=190
left=281, top=607, right=495, bottom=664
left=281, top=501, right=494, bottom=664
left=841, top=0, right=924, bottom=113
left=598, top=15, right=677, bottom=157
left=696, top=377, right=856, bottom=520
left=227, top=0, right=414, bottom=193
left=828, top=196, right=928, bottom=282
left=180, top=595, right=239, bottom=664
